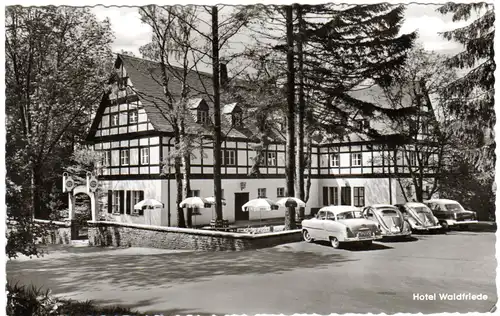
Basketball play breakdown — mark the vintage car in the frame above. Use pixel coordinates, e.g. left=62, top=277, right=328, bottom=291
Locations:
left=423, top=199, right=478, bottom=230
left=394, top=202, right=442, bottom=232
left=361, top=204, right=412, bottom=239
left=301, top=205, right=382, bottom=249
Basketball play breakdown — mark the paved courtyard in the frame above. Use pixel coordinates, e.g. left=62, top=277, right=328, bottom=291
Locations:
left=6, top=230, right=497, bottom=314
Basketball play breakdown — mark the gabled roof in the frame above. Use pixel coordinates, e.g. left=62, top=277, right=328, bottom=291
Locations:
left=87, top=54, right=280, bottom=142
left=222, top=102, right=242, bottom=114
left=116, top=54, right=214, bottom=134
left=188, top=98, right=208, bottom=110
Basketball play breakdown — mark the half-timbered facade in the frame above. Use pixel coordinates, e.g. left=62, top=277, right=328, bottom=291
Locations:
left=86, top=54, right=437, bottom=227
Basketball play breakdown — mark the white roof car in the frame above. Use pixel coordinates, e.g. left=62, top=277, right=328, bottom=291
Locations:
left=318, top=205, right=361, bottom=215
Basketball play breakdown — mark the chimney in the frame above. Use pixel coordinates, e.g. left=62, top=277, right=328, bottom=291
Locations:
left=220, top=62, right=228, bottom=87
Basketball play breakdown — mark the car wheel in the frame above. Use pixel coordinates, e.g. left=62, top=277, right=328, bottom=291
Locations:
left=362, top=240, right=372, bottom=247
left=440, top=221, right=449, bottom=231
left=330, top=237, right=340, bottom=249
left=302, top=229, right=313, bottom=243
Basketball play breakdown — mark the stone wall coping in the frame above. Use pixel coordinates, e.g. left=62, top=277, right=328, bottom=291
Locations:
left=34, top=219, right=71, bottom=227
left=87, top=220, right=301, bottom=239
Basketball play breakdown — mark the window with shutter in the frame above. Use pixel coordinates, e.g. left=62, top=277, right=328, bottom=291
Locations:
left=107, top=190, right=113, bottom=213
left=119, top=191, right=125, bottom=214
left=341, top=187, right=352, bottom=205
left=126, top=191, right=131, bottom=214
left=138, top=191, right=145, bottom=216
left=323, top=187, right=329, bottom=206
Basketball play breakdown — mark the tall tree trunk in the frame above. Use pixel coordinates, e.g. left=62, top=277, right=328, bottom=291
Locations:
left=211, top=6, right=223, bottom=223
left=304, top=129, right=312, bottom=204
left=394, top=148, right=409, bottom=202
left=285, top=5, right=296, bottom=230
left=181, top=120, right=192, bottom=227
left=183, top=154, right=192, bottom=227
left=295, top=5, right=305, bottom=221
left=32, top=164, right=49, bottom=219
left=174, top=132, right=186, bottom=227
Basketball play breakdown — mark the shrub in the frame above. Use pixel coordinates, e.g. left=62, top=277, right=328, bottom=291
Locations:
left=7, top=280, right=144, bottom=315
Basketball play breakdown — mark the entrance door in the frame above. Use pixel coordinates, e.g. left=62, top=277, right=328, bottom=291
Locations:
left=234, top=192, right=250, bottom=221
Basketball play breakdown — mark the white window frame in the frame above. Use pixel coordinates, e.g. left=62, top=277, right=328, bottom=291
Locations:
left=353, top=187, right=365, bottom=207
left=267, top=151, right=277, bottom=166
left=129, top=110, right=138, bottom=124
left=120, top=149, right=130, bottom=166
left=258, top=188, right=267, bottom=198
left=197, top=110, right=209, bottom=124
left=330, top=153, right=339, bottom=167
left=111, top=113, right=119, bottom=127
left=351, top=153, right=362, bottom=167
left=113, top=191, right=120, bottom=214
left=140, top=147, right=149, bottom=165
left=408, top=151, right=417, bottom=166
left=102, top=150, right=111, bottom=166
left=222, top=149, right=236, bottom=166
left=131, top=190, right=143, bottom=215
left=277, top=187, right=285, bottom=197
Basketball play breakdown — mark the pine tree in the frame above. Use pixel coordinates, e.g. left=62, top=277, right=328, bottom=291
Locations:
left=436, top=3, right=495, bottom=173
left=300, top=4, right=416, bottom=132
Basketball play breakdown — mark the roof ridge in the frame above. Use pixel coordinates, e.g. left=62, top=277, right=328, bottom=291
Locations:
left=116, top=53, right=214, bottom=78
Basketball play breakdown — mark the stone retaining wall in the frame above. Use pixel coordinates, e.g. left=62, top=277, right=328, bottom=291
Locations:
left=34, top=219, right=72, bottom=245
left=88, top=221, right=302, bottom=251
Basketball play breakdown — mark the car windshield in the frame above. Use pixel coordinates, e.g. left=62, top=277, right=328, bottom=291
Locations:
left=412, top=206, right=432, bottom=214
left=336, top=211, right=363, bottom=220
left=445, top=203, right=464, bottom=212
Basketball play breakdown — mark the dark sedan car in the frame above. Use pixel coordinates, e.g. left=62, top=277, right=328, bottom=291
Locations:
left=424, top=199, right=478, bottom=230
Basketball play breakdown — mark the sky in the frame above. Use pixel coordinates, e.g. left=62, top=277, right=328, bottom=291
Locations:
left=91, top=3, right=470, bottom=60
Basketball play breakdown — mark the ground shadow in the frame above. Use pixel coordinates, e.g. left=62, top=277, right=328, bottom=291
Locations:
left=379, top=236, right=419, bottom=243
left=7, top=244, right=358, bottom=296
left=312, top=240, right=393, bottom=251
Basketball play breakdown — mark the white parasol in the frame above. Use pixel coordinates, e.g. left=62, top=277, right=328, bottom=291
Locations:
left=276, top=197, right=306, bottom=208
left=241, top=198, right=279, bottom=223
left=134, top=199, right=164, bottom=210
left=179, top=197, right=208, bottom=209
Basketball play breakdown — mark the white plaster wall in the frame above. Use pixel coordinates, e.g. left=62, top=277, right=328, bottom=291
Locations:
left=100, top=179, right=165, bottom=225
left=100, top=176, right=422, bottom=227
left=317, top=177, right=399, bottom=207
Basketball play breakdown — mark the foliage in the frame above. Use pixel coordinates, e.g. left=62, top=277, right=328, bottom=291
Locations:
left=138, top=5, right=260, bottom=225
left=439, top=156, right=495, bottom=221
left=377, top=46, right=457, bottom=201
left=5, top=6, right=113, bottom=258
left=247, top=4, right=416, bottom=136
left=5, top=6, right=113, bottom=222
left=6, top=218, right=47, bottom=259
left=6, top=280, right=144, bottom=316
left=437, top=3, right=495, bottom=174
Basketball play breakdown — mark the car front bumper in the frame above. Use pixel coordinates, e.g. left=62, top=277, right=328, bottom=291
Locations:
left=343, top=235, right=383, bottom=242
left=446, top=219, right=478, bottom=226
left=381, top=230, right=412, bottom=238
left=411, top=225, right=442, bottom=231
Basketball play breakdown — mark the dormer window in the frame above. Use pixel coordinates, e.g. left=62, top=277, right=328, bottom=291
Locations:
left=118, top=76, right=128, bottom=90
left=232, top=112, right=243, bottom=126
left=356, top=119, right=370, bottom=131
left=197, top=110, right=209, bottom=124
